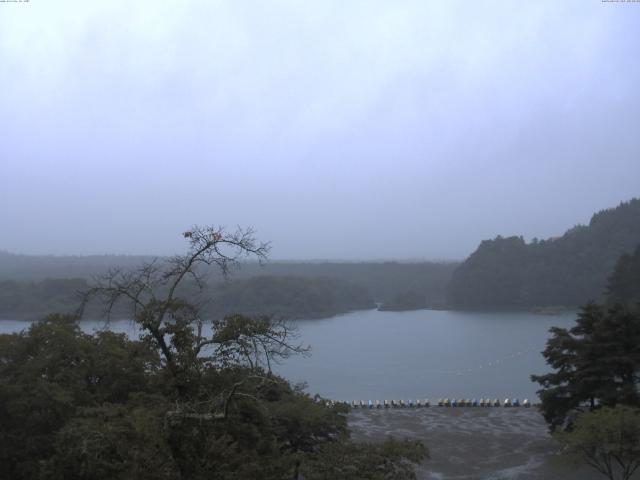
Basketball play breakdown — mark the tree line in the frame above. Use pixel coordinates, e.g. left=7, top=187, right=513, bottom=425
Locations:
left=0, top=275, right=374, bottom=321
left=449, top=198, right=640, bottom=309
left=0, top=253, right=457, bottom=319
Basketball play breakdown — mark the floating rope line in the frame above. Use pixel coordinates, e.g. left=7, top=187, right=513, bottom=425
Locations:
left=324, top=398, right=534, bottom=409
left=452, top=346, right=539, bottom=377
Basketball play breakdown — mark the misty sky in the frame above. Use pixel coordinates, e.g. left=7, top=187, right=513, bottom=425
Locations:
left=1, top=1, right=639, bottom=260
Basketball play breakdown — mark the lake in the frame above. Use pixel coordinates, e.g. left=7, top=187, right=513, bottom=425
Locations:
left=0, top=309, right=575, bottom=402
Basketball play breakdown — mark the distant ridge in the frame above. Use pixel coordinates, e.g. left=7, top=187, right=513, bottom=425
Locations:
left=0, top=252, right=458, bottom=319
left=448, top=198, right=640, bottom=309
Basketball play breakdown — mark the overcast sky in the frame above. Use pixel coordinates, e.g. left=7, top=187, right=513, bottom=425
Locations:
left=1, top=1, right=639, bottom=260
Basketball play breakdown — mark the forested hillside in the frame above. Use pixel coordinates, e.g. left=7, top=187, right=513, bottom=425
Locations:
left=207, top=275, right=374, bottom=319
left=0, top=251, right=154, bottom=281
left=0, top=252, right=456, bottom=319
left=0, top=276, right=374, bottom=321
left=448, top=198, right=640, bottom=309
left=606, top=244, right=640, bottom=306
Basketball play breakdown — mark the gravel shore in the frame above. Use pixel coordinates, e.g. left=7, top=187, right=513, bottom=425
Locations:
left=348, top=408, right=605, bottom=480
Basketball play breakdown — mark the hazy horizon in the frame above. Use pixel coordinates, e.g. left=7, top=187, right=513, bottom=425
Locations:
left=0, top=195, right=637, bottom=262
left=1, top=196, right=635, bottom=262
left=2, top=1, right=639, bottom=260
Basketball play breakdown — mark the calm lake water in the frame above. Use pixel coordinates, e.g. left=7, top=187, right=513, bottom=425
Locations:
left=0, top=309, right=576, bottom=402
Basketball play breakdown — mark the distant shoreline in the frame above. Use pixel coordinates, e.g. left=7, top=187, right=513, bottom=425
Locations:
left=0, top=305, right=578, bottom=324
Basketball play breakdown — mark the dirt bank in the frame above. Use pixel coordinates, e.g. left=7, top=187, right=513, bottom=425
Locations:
left=348, top=408, right=605, bottom=480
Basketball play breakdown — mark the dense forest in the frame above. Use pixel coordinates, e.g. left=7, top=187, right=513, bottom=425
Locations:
left=378, top=290, right=437, bottom=311
left=0, top=254, right=456, bottom=320
left=0, top=279, right=88, bottom=320
left=0, top=314, right=427, bottom=480
left=0, top=276, right=373, bottom=321
left=208, top=275, right=374, bottom=319
left=448, top=199, right=640, bottom=309
left=606, top=244, right=640, bottom=307
left=0, top=252, right=456, bottom=303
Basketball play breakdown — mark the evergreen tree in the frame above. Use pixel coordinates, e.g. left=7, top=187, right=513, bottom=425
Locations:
left=532, top=303, right=640, bottom=431
left=607, top=244, right=640, bottom=307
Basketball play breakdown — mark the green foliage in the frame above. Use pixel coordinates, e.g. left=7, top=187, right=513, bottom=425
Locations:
left=607, top=244, right=640, bottom=307
left=41, top=401, right=176, bottom=480
left=207, top=275, right=375, bottom=319
left=555, top=406, right=640, bottom=480
left=379, top=290, right=429, bottom=311
left=0, top=278, right=89, bottom=319
left=0, top=260, right=458, bottom=320
left=0, top=314, right=159, bottom=479
left=531, top=303, right=640, bottom=431
left=449, top=198, right=640, bottom=308
left=0, top=314, right=424, bottom=479
left=300, top=438, right=428, bottom=480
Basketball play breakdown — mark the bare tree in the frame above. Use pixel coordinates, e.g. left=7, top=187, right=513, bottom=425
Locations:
left=81, top=225, right=307, bottom=400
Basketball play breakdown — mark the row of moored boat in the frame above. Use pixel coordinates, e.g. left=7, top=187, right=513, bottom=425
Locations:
left=337, top=398, right=532, bottom=409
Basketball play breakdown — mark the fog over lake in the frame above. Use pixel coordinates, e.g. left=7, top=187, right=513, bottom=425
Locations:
left=1, top=309, right=573, bottom=402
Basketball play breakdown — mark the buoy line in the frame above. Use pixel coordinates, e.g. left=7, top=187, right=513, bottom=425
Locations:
left=451, top=346, right=539, bottom=377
